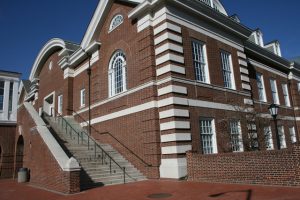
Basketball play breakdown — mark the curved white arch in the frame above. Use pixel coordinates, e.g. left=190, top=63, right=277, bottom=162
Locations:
left=29, top=38, right=66, bottom=81
left=213, top=0, right=228, bottom=16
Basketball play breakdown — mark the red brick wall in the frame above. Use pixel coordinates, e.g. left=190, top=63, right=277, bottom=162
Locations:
left=0, top=125, right=16, bottom=179
left=187, top=144, right=300, bottom=186
left=17, top=105, right=80, bottom=193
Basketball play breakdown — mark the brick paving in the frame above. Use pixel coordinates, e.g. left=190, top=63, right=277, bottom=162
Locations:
left=0, top=179, right=300, bottom=200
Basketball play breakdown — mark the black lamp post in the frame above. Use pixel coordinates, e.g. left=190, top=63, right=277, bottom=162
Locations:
left=268, top=103, right=281, bottom=150
left=87, top=59, right=91, bottom=137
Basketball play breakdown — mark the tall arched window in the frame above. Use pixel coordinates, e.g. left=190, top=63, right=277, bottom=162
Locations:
left=109, top=50, right=127, bottom=97
left=109, top=14, right=124, bottom=32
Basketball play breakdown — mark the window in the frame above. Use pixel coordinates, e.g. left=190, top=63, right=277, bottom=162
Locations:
left=264, top=126, right=274, bottom=150
left=256, top=73, right=266, bottom=102
left=0, top=81, right=4, bottom=111
left=108, top=50, right=127, bottom=97
left=297, top=82, right=300, bottom=92
left=289, top=127, right=297, bottom=143
left=58, top=95, right=63, bottom=114
left=80, top=89, right=85, bottom=107
left=8, top=82, right=13, bottom=112
left=192, top=40, right=209, bottom=83
left=270, top=79, right=279, bottom=104
left=221, top=51, right=235, bottom=89
left=282, top=84, right=290, bottom=107
left=199, top=118, right=217, bottom=154
left=278, top=126, right=287, bottom=149
left=230, top=120, right=243, bottom=152
left=109, top=14, right=124, bottom=32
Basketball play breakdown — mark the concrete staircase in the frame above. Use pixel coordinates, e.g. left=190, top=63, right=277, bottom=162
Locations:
left=43, top=114, right=146, bottom=190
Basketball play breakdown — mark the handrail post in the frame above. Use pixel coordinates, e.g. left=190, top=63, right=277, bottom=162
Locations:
left=88, top=136, right=90, bottom=150
left=101, top=150, right=104, bottom=164
left=123, top=167, right=126, bottom=184
left=94, top=141, right=96, bottom=159
left=110, top=158, right=112, bottom=174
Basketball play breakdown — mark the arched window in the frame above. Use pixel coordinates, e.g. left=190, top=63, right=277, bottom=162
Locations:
left=109, top=50, right=127, bottom=97
left=109, top=14, right=124, bottom=32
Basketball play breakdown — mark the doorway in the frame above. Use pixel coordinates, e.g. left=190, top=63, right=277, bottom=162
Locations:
left=15, top=136, right=24, bottom=174
left=43, top=92, right=55, bottom=116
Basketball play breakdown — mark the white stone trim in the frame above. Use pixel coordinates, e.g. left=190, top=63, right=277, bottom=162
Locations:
left=240, top=67, right=249, bottom=75
left=161, top=145, right=192, bottom=154
left=155, top=43, right=183, bottom=55
left=23, top=103, right=80, bottom=171
left=154, top=22, right=181, bottom=35
left=86, top=101, right=158, bottom=126
left=159, top=109, right=189, bottom=119
left=237, top=51, right=246, bottom=59
left=239, top=59, right=248, bottom=67
left=160, top=121, right=190, bottom=131
left=244, top=98, right=254, bottom=105
left=249, top=59, right=288, bottom=78
left=154, top=32, right=182, bottom=45
left=242, top=83, right=251, bottom=90
left=156, top=53, right=184, bottom=65
left=161, top=133, right=191, bottom=142
left=158, top=85, right=187, bottom=96
left=156, top=64, right=186, bottom=76
left=241, top=75, right=250, bottom=82
left=160, top=158, right=187, bottom=179
left=158, top=97, right=188, bottom=107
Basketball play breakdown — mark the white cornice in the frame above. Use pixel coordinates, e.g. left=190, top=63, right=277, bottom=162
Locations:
left=29, top=38, right=66, bottom=81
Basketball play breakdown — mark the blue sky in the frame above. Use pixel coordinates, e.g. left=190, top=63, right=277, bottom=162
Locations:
left=0, top=0, right=299, bottom=79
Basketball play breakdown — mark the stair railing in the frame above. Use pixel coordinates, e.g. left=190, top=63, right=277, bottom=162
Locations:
left=43, top=109, right=134, bottom=183
left=68, top=109, right=154, bottom=167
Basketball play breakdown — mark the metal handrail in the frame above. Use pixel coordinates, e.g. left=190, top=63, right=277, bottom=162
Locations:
left=68, top=109, right=154, bottom=167
left=43, top=109, right=134, bottom=183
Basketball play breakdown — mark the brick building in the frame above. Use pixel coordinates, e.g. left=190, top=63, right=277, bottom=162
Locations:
left=0, top=70, right=21, bottom=179
left=17, top=0, right=300, bottom=192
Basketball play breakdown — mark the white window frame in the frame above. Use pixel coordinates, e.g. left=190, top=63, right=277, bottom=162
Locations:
left=229, top=120, right=244, bottom=152
left=58, top=95, right=63, bottom=114
left=221, top=51, right=236, bottom=90
left=80, top=89, right=86, bottom=107
left=192, top=40, right=210, bottom=84
left=282, top=83, right=290, bottom=107
left=289, top=126, right=297, bottom=144
left=109, top=14, right=124, bottom=32
left=0, top=81, right=4, bottom=111
left=264, top=126, right=274, bottom=150
left=108, top=50, right=127, bottom=97
left=297, top=82, right=300, bottom=92
left=199, top=118, right=218, bottom=154
left=278, top=126, right=287, bottom=149
left=270, top=79, right=280, bottom=105
left=256, top=73, right=267, bottom=102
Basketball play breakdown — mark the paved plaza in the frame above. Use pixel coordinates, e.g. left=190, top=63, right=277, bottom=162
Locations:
left=0, top=179, right=300, bottom=200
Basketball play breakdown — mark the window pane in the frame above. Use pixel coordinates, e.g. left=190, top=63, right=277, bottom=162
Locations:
left=278, top=126, right=286, bottom=149
left=230, top=120, right=243, bottom=152
left=264, top=126, right=274, bottom=150
left=192, top=41, right=208, bottom=83
left=289, top=127, right=297, bottom=143
left=221, top=52, right=233, bottom=89
left=200, top=119, right=216, bottom=154
left=0, top=81, right=4, bottom=110
left=8, top=82, right=13, bottom=112
left=270, top=79, right=279, bottom=104
left=109, top=51, right=126, bottom=96
left=256, top=73, right=266, bottom=101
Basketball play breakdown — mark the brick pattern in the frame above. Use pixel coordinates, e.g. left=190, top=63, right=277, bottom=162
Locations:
left=0, top=125, right=16, bottom=179
left=17, top=106, right=80, bottom=194
left=187, top=144, right=300, bottom=186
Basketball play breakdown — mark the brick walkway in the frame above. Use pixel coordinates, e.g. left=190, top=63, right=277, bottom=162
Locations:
left=0, top=179, right=300, bottom=200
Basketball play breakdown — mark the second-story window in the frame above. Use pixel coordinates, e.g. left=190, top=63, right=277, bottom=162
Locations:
left=270, top=79, right=279, bottom=104
left=8, top=82, right=13, bottom=112
left=58, top=95, right=63, bottom=114
left=256, top=73, right=267, bottom=102
left=282, top=83, right=290, bottom=107
left=221, top=51, right=235, bottom=90
left=80, top=89, right=85, bottom=107
left=0, top=81, right=4, bottom=111
left=192, top=40, right=209, bottom=83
